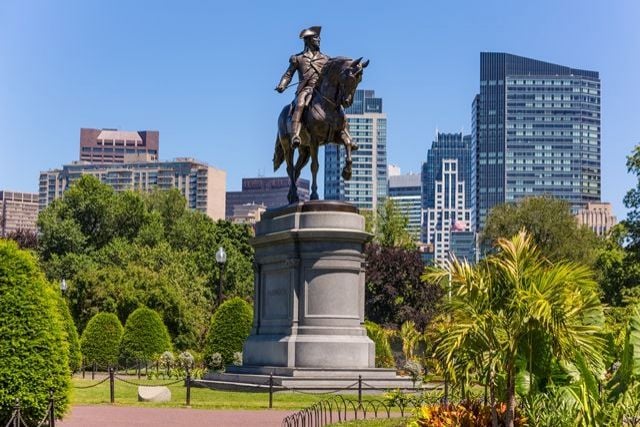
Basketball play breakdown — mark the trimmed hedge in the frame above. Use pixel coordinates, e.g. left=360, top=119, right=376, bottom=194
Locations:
left=80, top=312, right=123, bottom=368
left=365, top=320, right=395, bottom=368
left=120, top=307, right=172, bottom=363
left=204, top=297, right=253, bottom=366
left=57, top=296, right=82, bottom=372
left=0, top=240, right=70, bottom=423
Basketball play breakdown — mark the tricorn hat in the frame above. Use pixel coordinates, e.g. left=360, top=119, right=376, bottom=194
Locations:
left=299, top=26, right=321, bottom=39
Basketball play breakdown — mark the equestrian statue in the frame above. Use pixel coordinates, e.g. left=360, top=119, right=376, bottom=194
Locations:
left=273, top=26, right=369, bottom=204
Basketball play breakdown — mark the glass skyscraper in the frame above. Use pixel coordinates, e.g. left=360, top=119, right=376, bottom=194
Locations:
left=324, top=89, right=387, bottom=210
left=421, top=132, right=472, bottom=264
left=472, top=52, right=601, bottom=231
left=388, top=172, right=422, bottom=241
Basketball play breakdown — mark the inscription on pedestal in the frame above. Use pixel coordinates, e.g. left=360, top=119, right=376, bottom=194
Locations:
left=261, top=269, right=290, bottom=320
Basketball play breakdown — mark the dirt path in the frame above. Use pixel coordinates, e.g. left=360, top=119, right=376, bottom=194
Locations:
left=58, top=405, right=294, bottom=427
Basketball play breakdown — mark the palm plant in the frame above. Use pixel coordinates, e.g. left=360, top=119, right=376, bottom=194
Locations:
left=423, top=230, right=605, bottom=427
left=399, top=320, right=420, bottom=361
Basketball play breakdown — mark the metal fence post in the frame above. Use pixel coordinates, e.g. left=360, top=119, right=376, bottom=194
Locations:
left=109, top=367, right=115, bottom=404
left=49, top=389, right=55, bottom=427
left=186, top=369, right=191, bottom=407
left=358, top=375, right=362, bottom=404
left=269, top=372, right=274, bottom=409
left=137, top=360, right=141, bottom=380
left=82, top=364, right=85, bottom=379
left=92, top=362, right=96, bottom=380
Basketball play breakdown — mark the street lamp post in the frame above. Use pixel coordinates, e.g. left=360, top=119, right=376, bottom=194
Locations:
left=215, top=247, right=227, bottom=307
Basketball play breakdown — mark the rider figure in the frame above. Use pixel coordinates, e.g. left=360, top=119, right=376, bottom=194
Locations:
left=275, top=26, right=329, bottom=149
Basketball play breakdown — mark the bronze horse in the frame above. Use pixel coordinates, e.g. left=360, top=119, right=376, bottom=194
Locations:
left=273, top=57, right=369, bottom=203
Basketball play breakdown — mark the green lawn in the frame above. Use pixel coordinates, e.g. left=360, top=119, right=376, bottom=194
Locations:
left=72, top=377, right=386, bottom=410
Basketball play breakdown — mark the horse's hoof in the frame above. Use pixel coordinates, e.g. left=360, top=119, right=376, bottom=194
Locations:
left=342, top=169, right=352, bottom=180
left=310, top=193, right=319, bottom=200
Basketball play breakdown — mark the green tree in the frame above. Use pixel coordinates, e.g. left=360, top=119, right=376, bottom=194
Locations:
left=424, top=231, right=605, bottom=427
left=204, top=297, right=253, bottom=366
left=481, top=196, right=601, bottom=265
left=365, top=199, right=415, bottom=249
left=58, top=175, right=117, bottom=249
left=38, top=178, right=256, bottom=353
left=0, top=241, right=70, bottom=423
left=594, top=223, right=640, bottom=306
left=120, top=307, right=172, bottom=363
left=80, top=312, right=123, bottom=368
left=56, top=296, right=82, bottom=372
left=364, top=321, right=395, bottom=368
left=37, top=202, right=86, bottom=260
left=623, top=144, right=640, bottom=254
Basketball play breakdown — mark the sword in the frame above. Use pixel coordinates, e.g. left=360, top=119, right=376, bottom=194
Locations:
left=275, top=81, right=300, bottom=92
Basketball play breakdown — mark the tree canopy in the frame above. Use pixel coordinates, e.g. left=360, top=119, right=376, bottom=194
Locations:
left=37, top=176, right=255, bottom=351
left=364, top=198, right=416, bottom=249
left=365, top=243, right=442, bottom=330
left=120, top=307, right=172, bottom=363
left=424, top=231, right=605, bottom=427
left=481, top=196, right=601, bottom=265
left=0, top=240, right=70, bottom=423
left=80, top=312, right=123, bottom=368
left=204, top=297, right=253, bottom=366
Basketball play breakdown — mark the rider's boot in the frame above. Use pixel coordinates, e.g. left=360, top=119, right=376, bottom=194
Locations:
left=291, top=120, right=302, bottom=149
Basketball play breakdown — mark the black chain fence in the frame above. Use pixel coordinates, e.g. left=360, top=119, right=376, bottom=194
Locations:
left=3, top=391, right=56, bottom=427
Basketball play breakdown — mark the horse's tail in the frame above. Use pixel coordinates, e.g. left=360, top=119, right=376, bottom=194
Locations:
left=273, top=105, right=289, bottom=171
left=273, top=134, right=284, bottom=171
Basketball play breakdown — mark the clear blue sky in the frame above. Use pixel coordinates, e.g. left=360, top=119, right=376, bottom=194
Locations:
left=1, top=0, right=639, bottom=218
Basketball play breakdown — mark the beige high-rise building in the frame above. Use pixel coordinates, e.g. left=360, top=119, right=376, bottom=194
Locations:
left=576, top=202, right=617, bottom=237
left=80, top=128, right=159, bottom=164
left=0, top=191, right=39, bottom=237
left=39, top=158, right=225, bottom=220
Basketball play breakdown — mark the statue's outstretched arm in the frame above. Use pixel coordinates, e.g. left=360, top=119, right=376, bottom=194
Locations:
left=276, top=55, right=297, bottom=92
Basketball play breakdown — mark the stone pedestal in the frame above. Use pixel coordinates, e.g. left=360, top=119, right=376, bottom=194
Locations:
left=205, top=201, right=413, bottom=389
left=243, top=201, right=373, bottom=368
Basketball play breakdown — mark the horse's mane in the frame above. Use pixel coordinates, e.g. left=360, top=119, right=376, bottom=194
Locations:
left=318, top=57, right=352, bottom=84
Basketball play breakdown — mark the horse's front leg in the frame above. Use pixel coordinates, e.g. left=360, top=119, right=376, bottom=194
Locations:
left=310, top=143, right=319, bottom=200
left=339, top=129, right=353, bottom=180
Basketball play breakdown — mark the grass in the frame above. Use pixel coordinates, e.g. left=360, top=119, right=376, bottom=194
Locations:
left=71, top=376, right=384, bottom=410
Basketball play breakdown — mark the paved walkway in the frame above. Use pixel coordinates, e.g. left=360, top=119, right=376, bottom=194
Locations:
left=58, top=406, right=294, bottom=427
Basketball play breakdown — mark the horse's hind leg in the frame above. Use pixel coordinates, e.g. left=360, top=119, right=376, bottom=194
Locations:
left=284, top=142, right=299, bottom=204
left=293, top=146, right=310, bottom=182
left=309, top=143, right=319, bottom=200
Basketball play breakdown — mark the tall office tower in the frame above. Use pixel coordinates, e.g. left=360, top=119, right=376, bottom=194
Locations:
left=576, top=202, right=617, bottom=237
left=422, top=132, right=472, bottom=265
left=225, top=177, right=310, bottom=219
left=39, top=158, right=225, bottom=220
left=472, top=52, right=601, bottom=231
left=324, top=89, right=387, bottom=210
left=388, top=173, right=422, bottom=241
left=0, top=191, right=39, bottom=237
left=80, top=128, right=159, bottom=164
